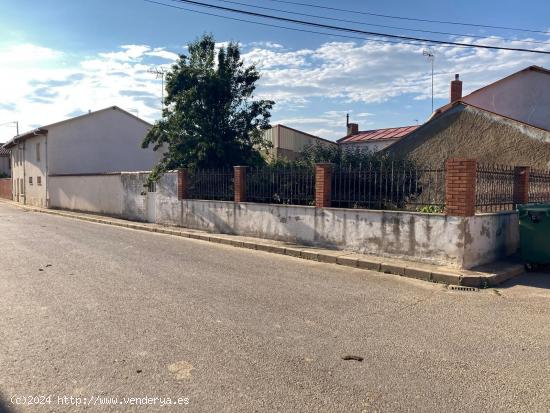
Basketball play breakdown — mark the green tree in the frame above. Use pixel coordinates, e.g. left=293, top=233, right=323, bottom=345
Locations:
left=142, top=34, right=274, bottom=178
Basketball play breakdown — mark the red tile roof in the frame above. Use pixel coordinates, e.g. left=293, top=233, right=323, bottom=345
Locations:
left=338, top=125, right=419, bottom=143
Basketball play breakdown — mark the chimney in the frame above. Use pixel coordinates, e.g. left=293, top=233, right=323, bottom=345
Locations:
left=450, top=73, right=462, bottom=102
left=347, top=122, right=359, bottom=136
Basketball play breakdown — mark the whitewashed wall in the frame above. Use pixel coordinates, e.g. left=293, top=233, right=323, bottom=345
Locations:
left=49, top=174, right=125, bottom=215
left=47, top=107, right=160, bottom=175
left=463, top=69, right=550, bottom=131
left=44, top=171, right=519, bottom=270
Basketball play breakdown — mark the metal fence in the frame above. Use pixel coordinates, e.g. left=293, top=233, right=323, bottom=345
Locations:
left=246, top=166, right=315, bottom=205
left=475, top=164, right=515, bottom=212
left=188, top=168, right=234, bottom=201
left=528, top=168, right=550, bottom=203
left=331, top=161, right=445, bottom=210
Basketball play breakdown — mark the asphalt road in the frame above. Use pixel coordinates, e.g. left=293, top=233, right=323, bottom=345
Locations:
left=1, top=202, right=550, bottom=413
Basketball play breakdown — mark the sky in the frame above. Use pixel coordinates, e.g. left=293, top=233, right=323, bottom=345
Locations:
left=1, top=0, right=550, bottom=142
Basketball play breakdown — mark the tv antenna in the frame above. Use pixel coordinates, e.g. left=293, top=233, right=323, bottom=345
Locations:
left=148, top=67, right=167, bottom=108
left=423, top=49, right=435, bottom=112
left=0, top=120, right=19, bottom=136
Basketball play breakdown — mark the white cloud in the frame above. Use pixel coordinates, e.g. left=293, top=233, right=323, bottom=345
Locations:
left=1, top=35, right=550, bottom=143
left=245, top=38, right=550, bottom=105
left=146, top=48, right=179, bottom=61
left=0, top=43, right=61, bottom=64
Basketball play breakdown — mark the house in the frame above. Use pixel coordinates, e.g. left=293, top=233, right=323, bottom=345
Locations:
left=0, top=146, right=10, bottom=177
left=435, top=66, right=550, bottom=131
left=338, top=121, right=419, bottom=152
left=385, top=66, right=550, bottom=168
left=2, top=106, right=159, bottom=207
left=262, top=124, right=337, bottom=160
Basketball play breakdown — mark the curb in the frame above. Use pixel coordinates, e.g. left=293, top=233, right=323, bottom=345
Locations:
left=1, top=200, right=523, bottom=287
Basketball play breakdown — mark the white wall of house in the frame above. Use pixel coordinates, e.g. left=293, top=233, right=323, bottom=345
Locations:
left=47, top=107, right=159, bottom=175
left=7, top=106, right=161, bottom=207
left=340, top=139, right=398, bottom=153
left=463, top=69, right=550, bottom=131
left=10, top=135, right=48, bottom=206
left=49, top=174, right=125, bottom=215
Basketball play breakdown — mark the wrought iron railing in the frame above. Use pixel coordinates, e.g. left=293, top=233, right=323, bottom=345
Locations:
left=528, top=168, right=550, bottom=204
left=246, top=166, right=315, bottom=205
left=331, top=161, right=445, bottom=210
left=475, top=164, right=515, bottom=212
left=188, top=168, right=234, bottom=201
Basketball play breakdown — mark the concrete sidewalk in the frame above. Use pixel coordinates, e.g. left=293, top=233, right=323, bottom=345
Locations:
left=1, top=199, right=524, bottom=288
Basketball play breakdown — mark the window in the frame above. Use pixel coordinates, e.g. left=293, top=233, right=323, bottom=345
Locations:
left=147, top=181, right=156, bottom=192
left=36, top=143, right=40, bottom=162
left=29, top=176, right=33, bottom=185
left=37, top=176, right=42, bottom=186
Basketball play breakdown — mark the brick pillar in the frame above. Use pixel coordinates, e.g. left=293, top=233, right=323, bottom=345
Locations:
left=315, top=163, right=333, bottom=208
left=177, top=168, right=188, bottom=200
left=513, top=166, right=530, bottom=205
left=445, top=158, right=477, bottom=217
left=234, top=166, right=247, bottom=203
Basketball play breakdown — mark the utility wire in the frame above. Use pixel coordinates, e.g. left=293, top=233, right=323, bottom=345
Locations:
left=208, top=0, right=550, bottom=46
left=145, top=0, right=466, bottom=49
left=264, top=0, right=550, bottom=35
left=165, top=0, right=550, bottom=54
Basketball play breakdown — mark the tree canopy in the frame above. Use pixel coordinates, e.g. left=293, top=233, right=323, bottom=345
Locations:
left=142, top=34, right=274, bottom=178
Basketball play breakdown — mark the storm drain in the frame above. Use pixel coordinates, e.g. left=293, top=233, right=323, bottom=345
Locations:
left=448, top=285, right=479, bottom=292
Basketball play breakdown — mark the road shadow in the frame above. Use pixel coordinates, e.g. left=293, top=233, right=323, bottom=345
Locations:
left=500, top=266, right=550, bottom=289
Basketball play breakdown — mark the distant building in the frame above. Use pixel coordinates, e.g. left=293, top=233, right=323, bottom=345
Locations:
left=262, top=124, right=337, bottom=161
left=0, top=146, right=10, bottom=177
left=337, top=121, right=419, bottom=152
left=3, top=106, right=160, bottom=207
left=385, top=66, right=550, bottom=168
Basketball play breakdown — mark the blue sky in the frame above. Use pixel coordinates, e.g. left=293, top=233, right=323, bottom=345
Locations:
left=1, top=0, right=550, bottom=141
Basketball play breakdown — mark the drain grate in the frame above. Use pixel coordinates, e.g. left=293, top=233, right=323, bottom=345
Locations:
left=448, top=285, right=479, bottom=292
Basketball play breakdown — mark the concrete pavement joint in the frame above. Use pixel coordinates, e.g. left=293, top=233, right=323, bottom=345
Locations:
left=0, top=199, right=522, bottom=287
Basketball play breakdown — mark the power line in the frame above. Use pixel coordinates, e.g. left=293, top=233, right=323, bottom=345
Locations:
left=264, top=0, right=550, bottom=35
left=208, top=0, right=550, bottom=46
left=144, top=0, right=460, bottom=48
left=166, top=0, right=550, bottom=54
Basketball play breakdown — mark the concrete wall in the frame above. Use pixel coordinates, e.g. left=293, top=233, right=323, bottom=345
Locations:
left=149, top=175, right=518, bottom=269
left=0, top=178, right=11, bottom=199
left=43, top=171, right=519, bottom=270
left=49, top=174, right=125, bottom=216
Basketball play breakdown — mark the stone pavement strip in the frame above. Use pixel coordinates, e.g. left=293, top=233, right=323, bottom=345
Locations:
left=0, top=199, right=524, bottom=288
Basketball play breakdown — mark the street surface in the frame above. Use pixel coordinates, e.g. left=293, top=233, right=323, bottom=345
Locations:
left=1, top=202, right=550, bottom=412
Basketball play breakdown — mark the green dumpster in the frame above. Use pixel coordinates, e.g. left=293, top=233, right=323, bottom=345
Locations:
left=518, top=203, right=550, bottom=270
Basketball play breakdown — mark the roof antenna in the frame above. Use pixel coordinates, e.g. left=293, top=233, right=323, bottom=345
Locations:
left=346, top=113, right=349, bottom=127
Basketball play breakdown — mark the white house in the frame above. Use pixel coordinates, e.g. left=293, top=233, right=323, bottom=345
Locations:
left=434, top=65, right=550, bottom=131
left=3, top=106, right=160, bottom=207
